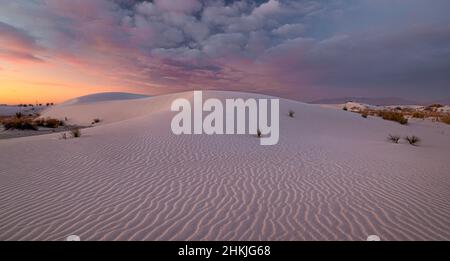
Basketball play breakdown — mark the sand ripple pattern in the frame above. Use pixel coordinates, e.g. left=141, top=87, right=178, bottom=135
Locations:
left=1, top=93, right=450, bottom=241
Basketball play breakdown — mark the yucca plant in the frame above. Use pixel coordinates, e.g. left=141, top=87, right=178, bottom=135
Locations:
left=387, top=134, right=400, bottom=144
left=405, top=136, right=420, bottom=146
left=256, top=129, right=262, bottom=138
left=288, top=110, right=295, bottom=118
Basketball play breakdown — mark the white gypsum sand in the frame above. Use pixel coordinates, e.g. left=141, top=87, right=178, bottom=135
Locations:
left=0, top=91, right=449, bottom=241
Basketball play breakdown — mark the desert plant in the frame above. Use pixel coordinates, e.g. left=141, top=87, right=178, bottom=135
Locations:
left=15, top=112, right=23, bottom=119
left=429, top=104, right=443, bottom=108
left=288, top=110, right=295, bottom=118
left=387, top=134, right=400, bottom=144
left=440, top=114, right=450, bottom=125
left=35, top=118, right=62, bottom=128
left=1, top=118, right=38, bottom=130
left=379, top=111, right=408, bottom=125
left=70, top=128, right=81, bottom=138
left=342, top=106, right=348, bottom=111
left=256, top=129, right=262, bottom=138
left=412, top=111, right=426, bottom=119
left=93, top=118, right=101, bottom=123
left=424, top=104, right=443, bottom=112
left=405, top=136, right=420, bottom=145
left=45, top=118, right=61, bottom=128
left=361, top=111, right=368, bottom=118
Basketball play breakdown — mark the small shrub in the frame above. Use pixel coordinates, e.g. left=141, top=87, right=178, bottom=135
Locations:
left=93, top=118, right=101, bottom=124
left=440, top=114, right=450, bottom=125
left=424, top=104, right=443, bottom=112
left=15, top=112, right=23, bottom=119
left=412, top=111, right=426, bottom=119
left=361, top=111, right=368, bottom=118
left=1, top=118, right=38, bottom=130
left=288, top=110, right=295, bottom=118
left=70, top=128, right=81, bottom=138
left=35, top=118, right=62, bottom=128
left=429, top=104, right=443, bottom=108
left=405, top=136, right=420, bottom=145
left=256, top=129, right=262, bottom=138
left=388, top=135, right=400, bottom=144
left=45, top=118, right=61, bottom=128
left=342, top=106, right=348, bottom=111
left=379, top=111, right=408, bottom=125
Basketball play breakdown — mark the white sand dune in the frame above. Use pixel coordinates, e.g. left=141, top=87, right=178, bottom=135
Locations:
left=0, top=91, right=449, bottom=241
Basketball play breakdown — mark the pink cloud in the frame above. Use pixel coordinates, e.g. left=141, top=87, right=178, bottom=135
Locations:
left=0, top=21, right=43, bottom=62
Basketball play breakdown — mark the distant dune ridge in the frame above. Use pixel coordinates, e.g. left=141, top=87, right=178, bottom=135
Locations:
left=63, top=92, right=150, bottom=105
left=310, top=97, right=421, bottom=106
left=311, top=97, right=450, bottom=106
left=0, top=91, right=449, bottom=241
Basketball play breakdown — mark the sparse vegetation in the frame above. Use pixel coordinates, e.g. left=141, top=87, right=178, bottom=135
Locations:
left=388, top=134, right=400, bottom=144
left=424, top=104, right=443, bottom=112
left=70, top=128, right=81, bottom=138
left=342, top=106, right=348, bottom=111
left=412, top=111, right=426, bottom=119
left=429, top=104, right=443, bottom=109
left=361, top=110, right=368, bottom=118
left=1, top=117, right=38, bottom=130
left=35, top=118, right=63, bottom=128
left=405, top=136, right=420, bottom=145
left=288, top=110, right=295, bottom=118
left=15, top=112, right=23, bottom=119
left=378, top=110, right=408, bottom=125
left=440, top=114, right=450, bottom=125
left=93, top=118, right=101, bottom=124
left=256, top=129, right=262, bottom=138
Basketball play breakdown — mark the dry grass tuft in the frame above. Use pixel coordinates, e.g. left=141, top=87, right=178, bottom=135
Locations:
left=412, top=111, right=426, bottom=119
left=1, top=117, right=38, bottom=130
left=288, top=110, right=295, bottom=118
left=378, top=110, right=408, bottom=125
left=440, top=114, right=450, bottom=125
left=70, top=128, right=81, bottom=138
left=35, top=118, right=63, bottom=128
left=361, top=110, right=369, bottom=118
left=405, top=136, right=420, bottom=145
left=387, top=134, right=400, bottom=144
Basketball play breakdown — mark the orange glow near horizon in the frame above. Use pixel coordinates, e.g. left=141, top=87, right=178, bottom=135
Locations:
left=0, top=61, right=147, bottom=105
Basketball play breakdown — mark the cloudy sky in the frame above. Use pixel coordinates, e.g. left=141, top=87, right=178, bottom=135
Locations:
left=1, top=0, right=450, bottom=103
